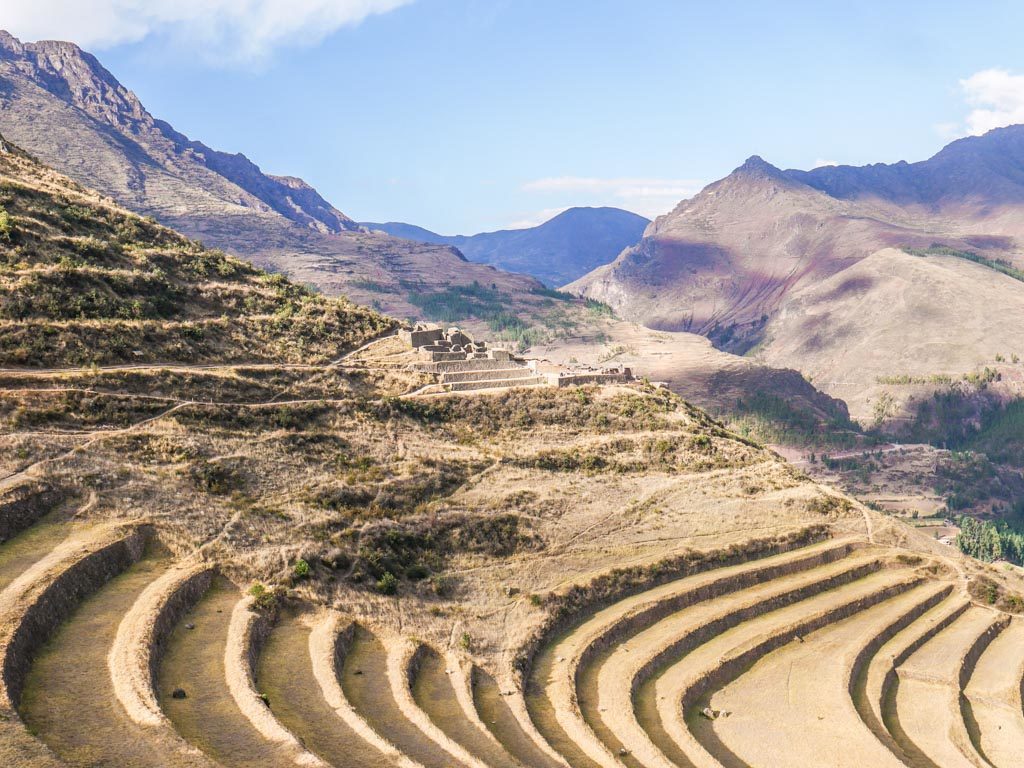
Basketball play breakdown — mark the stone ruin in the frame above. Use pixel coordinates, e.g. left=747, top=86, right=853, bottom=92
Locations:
left=398, top=323, right=634, bottom=392
left=552, top=363, right=633, bottom=388
left=398, top=324, right=514, bottom=363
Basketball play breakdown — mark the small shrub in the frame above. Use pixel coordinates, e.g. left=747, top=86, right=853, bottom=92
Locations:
left=0, top=207, right=12, bottom=242
left=188, top=460, right=239, bottom=495
left=376, top=571, right=398, bottom=595
left=986, top=581, right=999, bottom=605
left=405, top=563, right=430, bottom=581
left=431, top=574, right=454, bottom=597
left=292, top=558, right=311, bottom=580
left=459, top=632, right=472, bottom=651
left=248, top=582, right=283, bottom=613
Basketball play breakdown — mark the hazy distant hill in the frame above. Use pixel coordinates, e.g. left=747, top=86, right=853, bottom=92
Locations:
left=569, top=128, right=1024, bottom=421
left=0, top=30, right=549, bottom=322
left=364, top=207, right=650, bottom=287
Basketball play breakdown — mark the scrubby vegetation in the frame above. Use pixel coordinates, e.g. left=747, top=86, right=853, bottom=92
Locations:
left=906, top=244, right=1024, bottom=284
left=726, top=389, right=862, bottom=449
left=0, top=147, right=392, bottom=366
left=893, top=384, right=1024, bottom=514
left=967, top=574, right=1024, bottom=614
left=406, top=281, right=507, bottom=323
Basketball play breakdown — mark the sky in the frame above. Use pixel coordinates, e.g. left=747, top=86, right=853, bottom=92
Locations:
left=6, top=0, right=1024, bottom=233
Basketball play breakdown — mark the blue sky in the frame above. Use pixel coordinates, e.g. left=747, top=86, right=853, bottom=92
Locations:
left=8, top=0, right=1024, bottom=233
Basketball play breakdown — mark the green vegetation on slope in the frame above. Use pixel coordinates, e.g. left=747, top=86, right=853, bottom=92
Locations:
left=407, top=280, right=589, bottom=350
left=727, top=390, right=863, bottom=449
left=905, top=244, right=1024, bottom=284
left=956, top=514, right=1024, bottom=565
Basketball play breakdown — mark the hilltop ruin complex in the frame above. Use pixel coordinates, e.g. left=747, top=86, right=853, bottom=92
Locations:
left=401, top=323, right=633, bottom=394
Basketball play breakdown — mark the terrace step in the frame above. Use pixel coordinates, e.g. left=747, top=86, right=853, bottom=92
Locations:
left=414, top=359, right=526, bottom=374
left=893, top=606, right=1008, bottom=768
left=439, top=367, right=534, bottom=384
left=158, top=577, right=296, bottom=768
left=856, top=589, right=971, bottom=762
left=648, top=563, right=923, bottom=768
left=707, top=580, right=953, bottom=768
left=473, top=667, right=566, bottom=768
left=386, top=640, right=489, bottom=768
left=224, top=596, right=327, bottom=766
left=963, top=618, right=1024, bottom=768
left=258, top=610, right=395, bottom=768
left=411, top=647, right=520, bottom=768
left=446, top=377, right=548, bottom=393
left=530, top=537, right=856, bottom=768
left=0, top=523, right=144, bottom=767
left=340, top=624, right=470, bottom=768
left=108, top=562, right=219, bottom=766
left=597, top=552, right=893, bottom=768
left=18, top=543, right=209, bottom=767
left=0, top=510, right=83, bottom=603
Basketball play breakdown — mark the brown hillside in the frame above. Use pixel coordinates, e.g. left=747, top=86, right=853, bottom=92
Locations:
left=0, top=30, right=549, bottom=325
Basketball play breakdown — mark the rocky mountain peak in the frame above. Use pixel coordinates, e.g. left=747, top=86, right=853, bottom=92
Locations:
left=733, top=156, right=786, bottom=180
left=0, top=30, right=23, bottom=54
left=0, top=29, right=358, bottom=234
left=0, top=32, right=149, bottom=132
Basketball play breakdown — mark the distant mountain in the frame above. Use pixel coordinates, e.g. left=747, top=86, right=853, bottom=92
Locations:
left=363, top=207, right=650, bottom=287
left=0, top=31, right=356, bottom=234
left=569, top=128, right=1024, bottom=421
left=0, top=30, right=546, bottom=322
left=788, top=125, right=1024, bottom=206
left=360, top=221, right=454, bottom=246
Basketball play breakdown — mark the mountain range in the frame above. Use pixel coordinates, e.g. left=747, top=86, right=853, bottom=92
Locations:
left=0, top=30, right=552, bottom=324
left=6, top=27, right=1024, bottom=433
left=363, top=206, right=650, bottom=287
left=569, top=129, right=1024, bottom=419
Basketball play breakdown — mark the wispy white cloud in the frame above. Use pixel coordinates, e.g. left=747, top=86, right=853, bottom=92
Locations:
left=946, top=68, right=1024, bottom=137
left=813, top=158, right=839, bottom=168
left=506, top=207, right=571, bottom=230
left=2, top=0, right=412, bottom=63
left=521, top=176, right=703, bottom=220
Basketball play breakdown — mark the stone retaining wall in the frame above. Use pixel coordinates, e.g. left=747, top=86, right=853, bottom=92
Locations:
left=0, top=481, right=66, bottom=544
left=1, top=526, right=147, bottom=708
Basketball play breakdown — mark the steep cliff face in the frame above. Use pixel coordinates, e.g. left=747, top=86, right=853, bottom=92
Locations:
left=0, top=30, right=356, bottom=234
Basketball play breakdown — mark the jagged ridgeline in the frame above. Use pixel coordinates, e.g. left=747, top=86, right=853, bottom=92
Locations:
left=0, top=136, right=392, bottom=367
